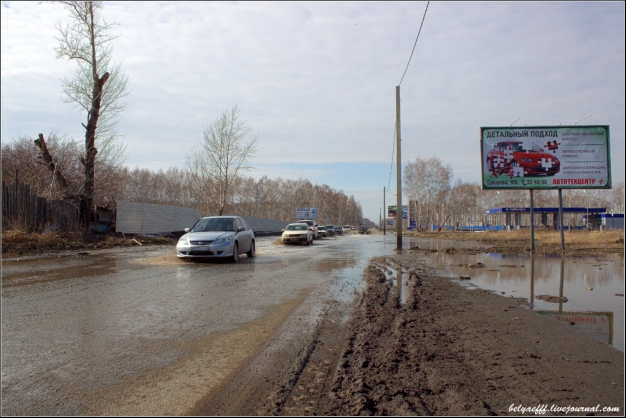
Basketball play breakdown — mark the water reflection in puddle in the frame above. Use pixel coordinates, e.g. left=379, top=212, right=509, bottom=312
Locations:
left=371, top=261, right=410, bottom=305
left=409, top=238, right=625, bottom=352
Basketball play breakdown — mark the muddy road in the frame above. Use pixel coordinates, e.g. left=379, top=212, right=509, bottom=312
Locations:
left=2, top=232, right=624, bottom=416
left=1, top=233, right=395, bottom=415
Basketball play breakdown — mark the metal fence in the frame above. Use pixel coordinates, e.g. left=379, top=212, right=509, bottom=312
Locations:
left=116, top=201, right=201, bottom=234
left=2, top=179, right=79, bottom=233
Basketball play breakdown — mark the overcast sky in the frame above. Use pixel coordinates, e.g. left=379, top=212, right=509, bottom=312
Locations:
left=2, top=1, right=624, bottom=222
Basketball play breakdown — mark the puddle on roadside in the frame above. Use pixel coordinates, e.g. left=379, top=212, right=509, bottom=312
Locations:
left=1, top=251, right=162, bottom=289
left=369, top=260, right=411, bottom=305
left=317, top=237, right=399, bottom=305
left=408, top=237, right=625, bottom=352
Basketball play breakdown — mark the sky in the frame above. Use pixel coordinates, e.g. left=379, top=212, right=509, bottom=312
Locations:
left=2, top=1, right=624, bottom=222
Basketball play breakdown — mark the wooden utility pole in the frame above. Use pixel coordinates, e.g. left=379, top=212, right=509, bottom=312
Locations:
left=396, top=86, right=403, bottom=250
left=558, top=189, right=565, bottom=250
left=530, top=189, right=535, bottom=252
left=255, top=182, right=259, bottom=217
left=383, top=187, right=386, bottom=235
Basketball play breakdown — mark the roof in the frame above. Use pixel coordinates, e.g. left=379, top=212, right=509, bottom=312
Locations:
left=485, top=207, right=606, bottom=215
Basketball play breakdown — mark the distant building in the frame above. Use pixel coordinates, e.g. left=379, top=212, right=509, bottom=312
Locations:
left=583, top=214, right=624, bottom=230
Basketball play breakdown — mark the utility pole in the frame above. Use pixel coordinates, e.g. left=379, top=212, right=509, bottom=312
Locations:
left=396, top=86, right=403, bottom=250
left=255, top=182, right=259, bottom=217
left=383, top=186, right=386, bottom=235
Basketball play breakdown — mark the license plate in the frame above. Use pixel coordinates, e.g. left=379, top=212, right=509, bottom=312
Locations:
left=194, top=246, right=209, bottom=252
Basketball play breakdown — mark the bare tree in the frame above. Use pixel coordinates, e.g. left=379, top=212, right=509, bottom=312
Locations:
left=53, top=0, right=129, bottom=226
left=186, top=106, right=258, bottom=215
left=404, top=156, right=452, bottom=230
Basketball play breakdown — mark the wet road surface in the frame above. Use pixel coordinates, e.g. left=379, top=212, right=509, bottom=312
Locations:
left=1, top=233, right=397, bottom=415
left=3, top=233, right=623, bottom=415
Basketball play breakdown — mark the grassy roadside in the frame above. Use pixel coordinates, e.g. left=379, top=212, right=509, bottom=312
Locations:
left=408, top=229, right=624, bottom=257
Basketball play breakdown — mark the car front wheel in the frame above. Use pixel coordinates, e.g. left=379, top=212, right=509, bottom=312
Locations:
left=231, top=243, right=238, bottom=262
left=247, top=241, right=255, bottom=258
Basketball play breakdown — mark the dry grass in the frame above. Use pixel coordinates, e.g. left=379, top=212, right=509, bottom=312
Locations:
left=1, top=229, right=177, bottom=258
left=411, top=229, right=623, bottom=243
left=409, top=229, right=624, bottom=256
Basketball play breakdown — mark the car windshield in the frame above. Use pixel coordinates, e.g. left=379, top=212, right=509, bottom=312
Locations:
left=286, top=224, right=308, bottom=231
left=531, top=142, right=544, bottom=152
left=509, top=142, right=524, bottom=152
left=191, top=218, right=235, bottom=232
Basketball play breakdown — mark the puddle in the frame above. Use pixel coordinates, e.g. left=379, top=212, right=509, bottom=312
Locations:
left=317, top=236, right=399, bottom=304
left=409, top=238, right=625, bottom=352
left=369, top=260, right=412, bottom=305
left=1, top=254, right=150, bottom=288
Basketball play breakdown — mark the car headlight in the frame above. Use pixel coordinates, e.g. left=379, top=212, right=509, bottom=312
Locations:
left=178, top=236, right=189, bottom=245
left=213, top=236, right=233, bottom=245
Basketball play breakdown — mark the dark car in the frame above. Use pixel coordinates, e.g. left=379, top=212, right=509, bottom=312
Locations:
left=325, top=225, right=335, bottom=236
left=486, top=141, right=560, bottom=177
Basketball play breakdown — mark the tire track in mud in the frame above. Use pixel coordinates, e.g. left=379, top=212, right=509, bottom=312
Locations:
left=264, top=253, right=624, bottom=416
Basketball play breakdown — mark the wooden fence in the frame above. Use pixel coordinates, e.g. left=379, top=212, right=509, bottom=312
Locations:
left=2, top=178, right=79, bottom=233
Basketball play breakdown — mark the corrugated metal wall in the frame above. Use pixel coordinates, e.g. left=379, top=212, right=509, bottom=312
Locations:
left=116, top=201, right=200, bottom=234
left=116, top=201, right=290, bottom=235
left=240, top=216, right=289, bottom=234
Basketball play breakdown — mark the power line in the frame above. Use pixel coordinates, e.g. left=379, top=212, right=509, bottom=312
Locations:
left=398, top=1, right=430, bottom=86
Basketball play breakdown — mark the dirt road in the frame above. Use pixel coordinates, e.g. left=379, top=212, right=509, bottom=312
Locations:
left=2, top=232, right=624, bottom=415
left=1, top=234, right=393, bottom=415
left=194, top=250, right=624, bottom=416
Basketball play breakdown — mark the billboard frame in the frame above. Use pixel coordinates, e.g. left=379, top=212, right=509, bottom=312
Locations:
left=480, top=125, right=612, bottom=190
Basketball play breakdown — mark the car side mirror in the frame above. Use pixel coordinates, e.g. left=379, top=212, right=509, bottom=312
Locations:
left=237, top=226, right=245, bottom=232
left=282, top=229, right=285, bottom=232
left=184, top=228, right=189, bottom=233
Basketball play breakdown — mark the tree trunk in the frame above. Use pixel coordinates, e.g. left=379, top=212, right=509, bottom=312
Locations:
left=33, top=133, right=70, bottom=199
left=80, top=71, right=109, bottom=228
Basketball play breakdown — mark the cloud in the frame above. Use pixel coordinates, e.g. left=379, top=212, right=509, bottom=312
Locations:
left=2, top=1, right=624, bottom=222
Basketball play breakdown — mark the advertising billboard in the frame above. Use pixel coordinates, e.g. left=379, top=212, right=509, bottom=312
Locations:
left=480, top=126, right=611, bottom=190
left=295, top=207, right=317, bottom=219
left=388, top=205, right=408, bottom=219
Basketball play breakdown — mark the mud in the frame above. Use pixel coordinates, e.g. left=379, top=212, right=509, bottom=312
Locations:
left=3, top=232, right=623, bottom=415
left=219, top=252, right=624, bottom=416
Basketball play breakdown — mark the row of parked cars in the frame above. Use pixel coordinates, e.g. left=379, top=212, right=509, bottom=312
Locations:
left=281, top=220, right=352, bottom=245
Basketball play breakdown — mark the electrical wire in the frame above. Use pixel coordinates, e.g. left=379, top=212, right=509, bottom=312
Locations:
left=398, top=1, right=430, bottom=86
left=387, top=2, right=429, bottom=194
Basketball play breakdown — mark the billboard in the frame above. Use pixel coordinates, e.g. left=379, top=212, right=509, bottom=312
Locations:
left=480, top=126, right=611, bottom=190
left=388, top=205, right=408, bottom=219
left=295, top=207, right=317, bottom=219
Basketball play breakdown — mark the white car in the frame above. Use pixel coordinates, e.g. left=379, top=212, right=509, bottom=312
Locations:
left=317, top=226, right=327, bottom=238
left=282, top=223, right=313, bottom=245
left=297, top=220, right=318, bottom=239
left=176, top=216, right=255, bottom=262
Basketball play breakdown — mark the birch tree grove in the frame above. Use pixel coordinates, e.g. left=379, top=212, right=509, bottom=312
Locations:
left=404, top=156, right=452, bottom=230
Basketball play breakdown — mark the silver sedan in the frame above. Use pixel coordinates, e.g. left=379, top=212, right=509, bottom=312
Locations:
left=176, top=216, right=255, bottom=262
